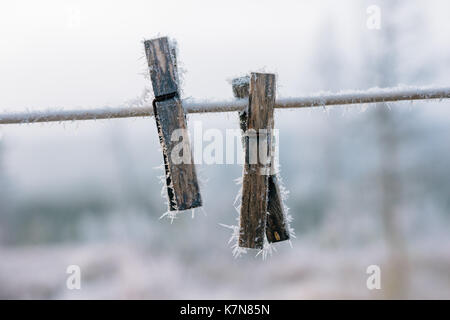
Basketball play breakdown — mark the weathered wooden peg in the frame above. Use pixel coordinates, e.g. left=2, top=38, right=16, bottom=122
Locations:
left=144, top=37, right=202, bottom=211
left=233, top=74, right=290, bottom=249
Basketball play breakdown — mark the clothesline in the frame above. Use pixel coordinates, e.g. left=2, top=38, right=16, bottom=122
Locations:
left=1, top=85, right=449, bottom=125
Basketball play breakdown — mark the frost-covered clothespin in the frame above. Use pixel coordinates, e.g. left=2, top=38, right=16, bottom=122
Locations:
left=233, top=74, right=290, bottom=249
left=144, top=37, right=202, bottom=211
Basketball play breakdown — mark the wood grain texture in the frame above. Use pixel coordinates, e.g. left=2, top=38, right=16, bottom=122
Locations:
left=238, top=73, right=275, bottom=249
left=266, top=174, right=290, bottom=243
left=145, top=37, right=202, bottom=211
left=144, top=37, right=178, bottom=97
left=232, top=76, right=250, bottom=100
left=233, top=75, right=289, bottom=246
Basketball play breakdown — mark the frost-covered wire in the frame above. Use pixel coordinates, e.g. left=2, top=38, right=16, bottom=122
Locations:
left=1, top=85, right=450, bottom=125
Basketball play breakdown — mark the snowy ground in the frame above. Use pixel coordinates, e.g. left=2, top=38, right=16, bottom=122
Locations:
left=1, top=241, right=449, bottom=299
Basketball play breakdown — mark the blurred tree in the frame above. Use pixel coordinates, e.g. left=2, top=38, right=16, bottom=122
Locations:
left=108, top=123, right=154, bottom=212
left=291, top=16, right=345, bottom=238
left=0, top=129, right=11, bottom=243
left=366, top=0, right=411, bottom=298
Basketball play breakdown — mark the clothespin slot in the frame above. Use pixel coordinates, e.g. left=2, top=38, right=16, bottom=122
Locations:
left=144, top=37, right=202, bottom=211
left=233, top=74, right=290, bottom=249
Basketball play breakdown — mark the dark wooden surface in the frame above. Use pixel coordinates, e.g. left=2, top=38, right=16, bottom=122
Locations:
left=144, top=37, right=179, bottom=97
left=266, top=174, right=290, bottom=243
left=233, top=75, right=289, bottom=246
left=238, top=73, right=275, bottom=249
left=145, top=37, right=202, bottom=211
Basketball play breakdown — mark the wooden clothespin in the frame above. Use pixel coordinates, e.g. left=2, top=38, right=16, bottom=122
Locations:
left=233, top=74, right=290, bottom=249
left=144, top=37, right=202, bottom=211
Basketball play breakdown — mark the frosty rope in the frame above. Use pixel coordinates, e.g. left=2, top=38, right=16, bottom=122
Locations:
left=1, top=85, right=450, bottom=125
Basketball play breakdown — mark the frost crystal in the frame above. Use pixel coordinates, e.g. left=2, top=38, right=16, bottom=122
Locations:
left=221, top=169, right=295, bottom=259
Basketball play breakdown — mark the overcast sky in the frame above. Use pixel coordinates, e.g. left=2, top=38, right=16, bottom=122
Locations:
left=1, top=1, right=449, bottom=108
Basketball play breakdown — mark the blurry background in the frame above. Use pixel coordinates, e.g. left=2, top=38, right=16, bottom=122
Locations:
left=0, top=0, right=450, bottom=299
